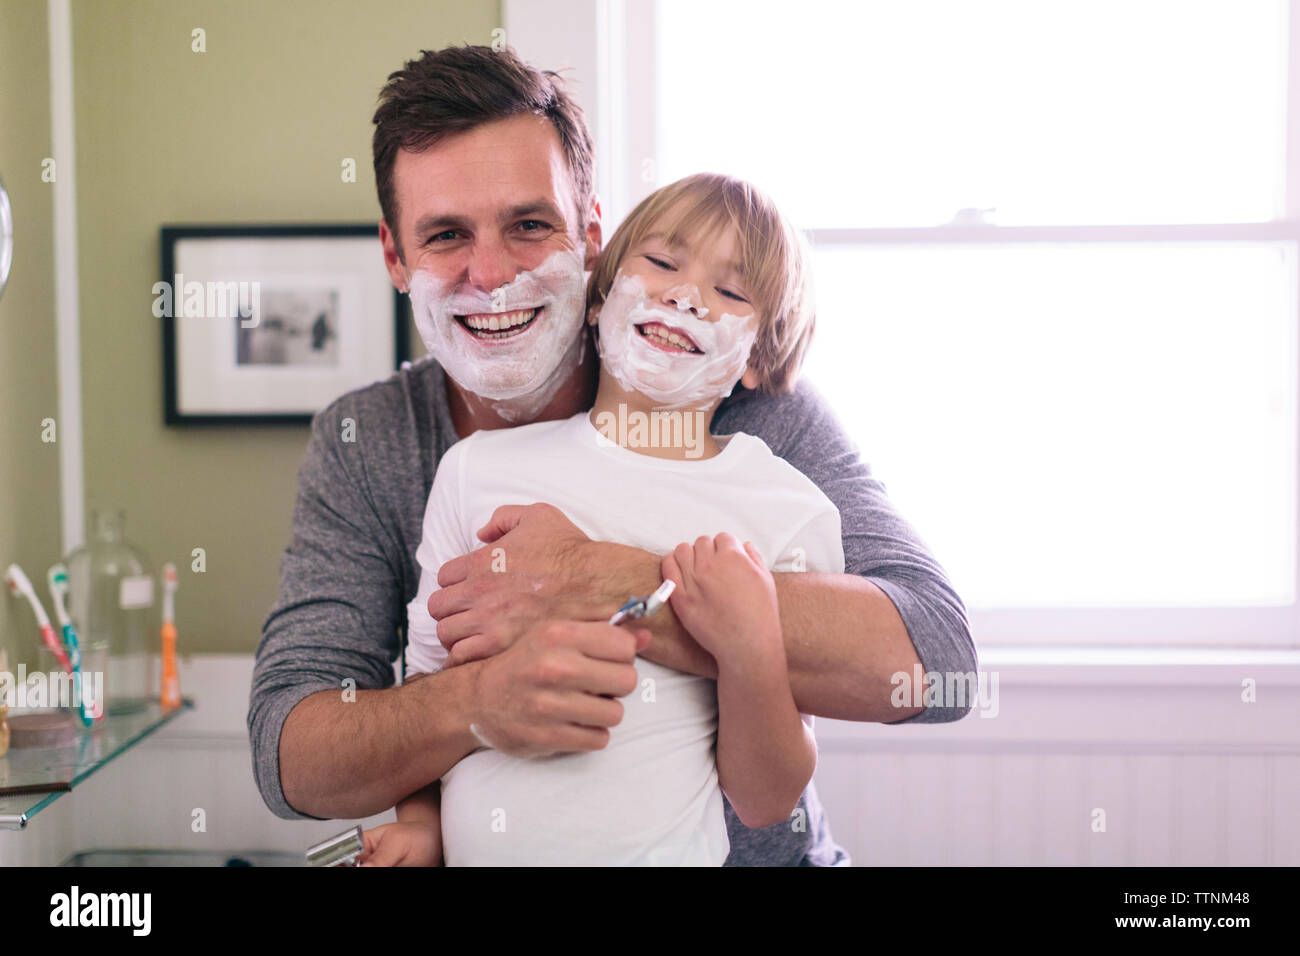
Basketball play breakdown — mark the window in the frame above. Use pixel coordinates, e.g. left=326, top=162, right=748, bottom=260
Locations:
left=509, top=0, right=1299, bottom=646
left=655, top=0, right=1287, bottom=229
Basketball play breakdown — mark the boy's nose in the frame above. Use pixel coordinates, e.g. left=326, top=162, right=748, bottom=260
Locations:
left=664, top=283, right=709, bottom=319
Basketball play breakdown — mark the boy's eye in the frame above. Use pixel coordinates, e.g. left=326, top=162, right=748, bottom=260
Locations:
left=719, top=288, right=749, bottom=304
left=644, top=254, right=674, bottom=270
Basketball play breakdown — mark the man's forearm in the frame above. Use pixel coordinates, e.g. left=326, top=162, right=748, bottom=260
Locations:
left=279, top=662, right=484, bottom=819
left=585, top=541, right=924, bottom=722
left=773, top=570, right=925, bottom=722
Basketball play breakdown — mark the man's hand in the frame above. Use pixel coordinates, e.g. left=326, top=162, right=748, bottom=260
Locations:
left=661, top=533, right=783, bottom=667
left=464, top=618, right=651, bottom=757
left=429, top=503, right=608, bottom=666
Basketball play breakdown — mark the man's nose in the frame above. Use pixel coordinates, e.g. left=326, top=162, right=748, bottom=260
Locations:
left=466, top=238, right=521, bottom=300
left=664, top=283, right=710, bottom=319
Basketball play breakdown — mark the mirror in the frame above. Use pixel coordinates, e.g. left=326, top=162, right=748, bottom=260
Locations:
left=0, top=177, right=11, bottom=301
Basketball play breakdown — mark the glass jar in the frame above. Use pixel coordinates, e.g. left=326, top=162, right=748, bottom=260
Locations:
left=55, top=509, right=154, bottom=717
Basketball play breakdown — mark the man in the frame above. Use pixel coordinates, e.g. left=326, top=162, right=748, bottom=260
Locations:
left=248, top=44, right=977, bottom=866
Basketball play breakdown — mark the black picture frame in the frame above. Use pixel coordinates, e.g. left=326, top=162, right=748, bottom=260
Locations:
left=161, top=223, right=408, bottom=425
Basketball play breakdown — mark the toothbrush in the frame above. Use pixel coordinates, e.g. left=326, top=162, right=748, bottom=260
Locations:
left=160, top=562, right=181, bottom=709
left=5, top=564, right=74, bottom=674
left=47, top=564, right=95, bottom=726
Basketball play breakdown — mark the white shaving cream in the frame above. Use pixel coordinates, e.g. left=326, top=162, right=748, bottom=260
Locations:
left=664, top=283, right=708, bottom=317
left=406, top=248, right=588, bottom=406
left=595, top=271, right=757, bottom=409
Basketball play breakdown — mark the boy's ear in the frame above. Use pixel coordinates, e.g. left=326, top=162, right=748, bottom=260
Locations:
left=587, top=302, right=602, bottom=327
left=740, top=367, right=760, bottom=389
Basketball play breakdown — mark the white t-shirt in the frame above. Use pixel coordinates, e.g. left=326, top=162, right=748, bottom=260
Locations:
left=406, top=410, right=844, bottom=866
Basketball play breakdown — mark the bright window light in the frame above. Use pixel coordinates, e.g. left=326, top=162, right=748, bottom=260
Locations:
left=652, top=0, right=1296, bottom=618
left=802, top=241, right=1296, bottom=608
left=656, top=0, right=1287, bottom=227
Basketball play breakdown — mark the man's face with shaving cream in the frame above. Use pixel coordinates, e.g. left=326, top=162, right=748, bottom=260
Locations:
left=379, top=114, right=602, bottom=400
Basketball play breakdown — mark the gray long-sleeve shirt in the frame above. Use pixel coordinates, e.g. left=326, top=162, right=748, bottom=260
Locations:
left=248, top=356, right=977, bottom=865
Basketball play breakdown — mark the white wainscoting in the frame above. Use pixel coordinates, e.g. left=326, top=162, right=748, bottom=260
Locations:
left=2, top=650, right=1297, bottom=866
left=815, top=647, right=1300, bottom=866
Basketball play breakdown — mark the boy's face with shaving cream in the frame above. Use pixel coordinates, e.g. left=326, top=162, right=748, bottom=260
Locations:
left=379, top=114, right=602, bottom=405
left=590, top=222, right=762, bottom=411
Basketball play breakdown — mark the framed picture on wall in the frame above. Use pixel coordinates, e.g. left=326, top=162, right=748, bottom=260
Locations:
left=160, top=224, right=408, bottom=425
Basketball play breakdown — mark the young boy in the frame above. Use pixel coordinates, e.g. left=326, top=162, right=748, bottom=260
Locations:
left=361, top=173, right=842, bottom=866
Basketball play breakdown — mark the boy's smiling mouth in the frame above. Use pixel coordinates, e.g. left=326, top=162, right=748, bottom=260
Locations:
left=635, top=321, right=702, bottom=354
left=454, top=306, right=541, bottom=341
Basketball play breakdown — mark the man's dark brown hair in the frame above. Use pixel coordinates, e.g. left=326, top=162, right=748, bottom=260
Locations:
left=372, top=44, right=595, bottom=261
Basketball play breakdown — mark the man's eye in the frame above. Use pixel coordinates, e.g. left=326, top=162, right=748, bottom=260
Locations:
left=719, top=288, right=749, bottom=303
left=518, top=220, right=551, bottom=233
left=424, top=230, right=459, bottom=245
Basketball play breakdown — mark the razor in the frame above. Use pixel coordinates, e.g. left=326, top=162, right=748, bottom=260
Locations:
left=607, top=579, right=676, bottom=626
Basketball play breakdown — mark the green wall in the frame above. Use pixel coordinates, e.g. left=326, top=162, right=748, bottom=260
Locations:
left=65, top=0, right=494, bottom=653
left=0, top=0, right=62, bottom=671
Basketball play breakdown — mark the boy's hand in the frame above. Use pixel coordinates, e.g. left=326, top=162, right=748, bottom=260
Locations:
left=358, top=822, right=443, bottom=867
left=660, top=533, right=782, bottom=667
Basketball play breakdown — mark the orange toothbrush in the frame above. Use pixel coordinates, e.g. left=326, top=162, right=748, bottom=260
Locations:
left=160, top=562, right=181, bottom=709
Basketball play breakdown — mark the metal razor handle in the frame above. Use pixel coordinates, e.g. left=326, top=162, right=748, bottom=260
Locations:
left=306, top=825, right=365, bottom=867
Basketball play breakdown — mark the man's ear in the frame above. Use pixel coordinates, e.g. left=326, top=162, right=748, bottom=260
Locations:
left=740, top=367, right=760, bottom=389
left=379, top=218, right=409, bottom=292
left=583, top=197, right=603, bottom=270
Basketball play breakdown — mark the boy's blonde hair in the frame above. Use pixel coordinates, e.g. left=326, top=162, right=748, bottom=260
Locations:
left=587, top=172, right=816, bottom=394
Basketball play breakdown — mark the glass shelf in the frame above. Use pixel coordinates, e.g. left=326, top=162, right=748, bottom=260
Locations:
left=0, top=699, right=193, bottom=829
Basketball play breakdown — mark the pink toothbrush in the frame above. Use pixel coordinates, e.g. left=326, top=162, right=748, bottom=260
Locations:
left=5, top=563, right=74, bottom=673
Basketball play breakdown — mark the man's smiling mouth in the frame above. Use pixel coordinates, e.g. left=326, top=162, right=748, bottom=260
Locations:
left=455, top=307, right=541, bottom=340
left=635, top=321, right=702, bottom=354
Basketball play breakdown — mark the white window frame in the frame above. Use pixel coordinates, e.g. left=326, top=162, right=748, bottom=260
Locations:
left=507, top=0, right=1300, bottom=649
